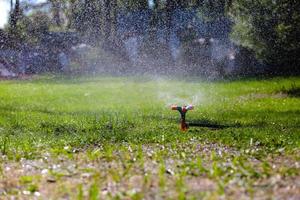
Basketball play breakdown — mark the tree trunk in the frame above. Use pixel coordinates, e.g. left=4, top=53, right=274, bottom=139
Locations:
left=10, top=0, right=13, bottom=13
left=111, top=0, right=117, bottom=43
left=166, top=0, right=175, bottom=44
left=8, top=0, right=21, bottom=49
left=51, top=0, right=61, bottom=27
left=153, top=0, right=159, bottom=9
left=10, top=0, right=20, bottom=30
left=103, top=0, right=111, bottom=44
left=67, top=0, right=75, bottom=29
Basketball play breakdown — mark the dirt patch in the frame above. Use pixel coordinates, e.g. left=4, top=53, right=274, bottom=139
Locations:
left=186, top=177, right=216, bottom=192
left=0, top=145, right=299, bottom=199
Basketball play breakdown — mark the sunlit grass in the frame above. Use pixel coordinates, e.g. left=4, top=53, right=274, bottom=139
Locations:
left=0, top=76, right=299, bottom=199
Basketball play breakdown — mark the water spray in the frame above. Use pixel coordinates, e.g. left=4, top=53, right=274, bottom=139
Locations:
left=171, top=105, right=194, bottom=131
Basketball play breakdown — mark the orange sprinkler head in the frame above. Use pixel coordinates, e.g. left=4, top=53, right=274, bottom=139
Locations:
left=171, top=105, right=194, bottom=131
left=171, top=105, right=180, bottom=110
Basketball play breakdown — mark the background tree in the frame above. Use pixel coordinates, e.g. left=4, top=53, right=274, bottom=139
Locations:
left=229, top=0, right=300, bottom=73
left=9, top=0, right=21, bottom=30
left=7, top=0, right=22, bottom=48
left=25, top=11, right=51, bottom=44
left=49, top=0, right=62, bottom=27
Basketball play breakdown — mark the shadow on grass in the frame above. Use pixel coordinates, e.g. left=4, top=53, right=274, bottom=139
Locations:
left=186, top=119, right=241, bottom=130
left=188, top=122, right=238, bottom=129
left=1, top=105, right=300, bottom=132
left=284, top=87, right=300, bottom=97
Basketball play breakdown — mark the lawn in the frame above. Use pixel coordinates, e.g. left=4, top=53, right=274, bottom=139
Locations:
left=0, top=76, right=299, bottom=199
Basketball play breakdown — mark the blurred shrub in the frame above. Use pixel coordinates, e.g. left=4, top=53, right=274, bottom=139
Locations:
left=229, top=0, right=300, bottom=74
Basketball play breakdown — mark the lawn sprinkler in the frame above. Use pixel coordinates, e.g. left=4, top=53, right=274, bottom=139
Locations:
left=171, top=105, right=194, bottom=131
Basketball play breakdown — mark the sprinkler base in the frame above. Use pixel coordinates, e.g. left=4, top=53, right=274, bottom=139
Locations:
left=171, top=105, right=194, bottom=131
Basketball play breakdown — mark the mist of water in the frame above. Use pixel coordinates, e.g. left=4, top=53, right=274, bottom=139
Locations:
left=151, top=76, right=203, bottom=108
left=157, top=91, right=203, bottom=107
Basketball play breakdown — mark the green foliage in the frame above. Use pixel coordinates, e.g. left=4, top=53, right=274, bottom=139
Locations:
left=88, top=183, right=99, bottom=200
left=77, top=184, right=84, bottom=200
left=229, top=0, right=300, bottom=70
left=198, top=0, right=229, bottom=22
left=6, top=11, right=51, bottom=46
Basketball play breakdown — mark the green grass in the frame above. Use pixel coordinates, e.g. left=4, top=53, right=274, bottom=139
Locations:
left=0, top=75, right=299, bottom=199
